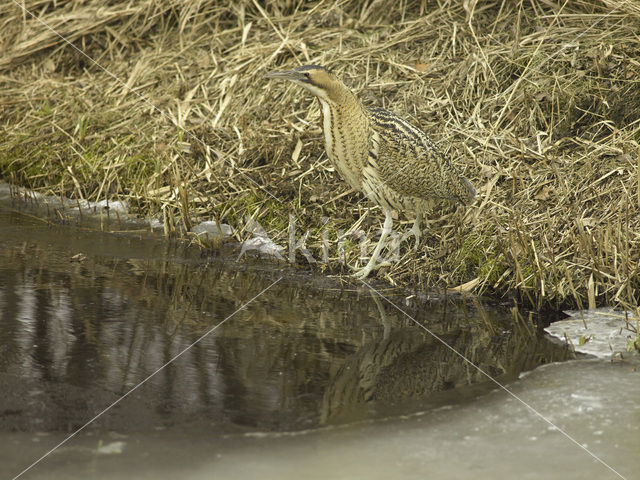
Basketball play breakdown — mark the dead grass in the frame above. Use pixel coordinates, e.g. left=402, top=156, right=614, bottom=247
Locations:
left=1, top=0, right=639, bottom=312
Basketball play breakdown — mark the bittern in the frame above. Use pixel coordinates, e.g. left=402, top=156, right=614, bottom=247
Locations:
left=265, top=65, right=475, bottom=279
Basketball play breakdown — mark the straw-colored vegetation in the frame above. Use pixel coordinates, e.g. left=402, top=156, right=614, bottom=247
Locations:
left=1, top=0, right=639, bottom=313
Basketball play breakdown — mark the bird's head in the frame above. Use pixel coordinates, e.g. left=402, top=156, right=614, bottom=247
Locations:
left=264, top=65, right=342, bottom=103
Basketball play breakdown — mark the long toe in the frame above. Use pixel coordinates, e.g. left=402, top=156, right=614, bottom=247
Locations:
left=352, top=265, right=373, bottom=280
left=401, top=230, right=421, bottom=250
left=351, top=260, right=392, bottom=280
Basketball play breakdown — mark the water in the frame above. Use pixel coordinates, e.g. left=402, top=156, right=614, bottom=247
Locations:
left=0, top=198, right=638, bottom=479
left=200, top=359, right=640, bottom=480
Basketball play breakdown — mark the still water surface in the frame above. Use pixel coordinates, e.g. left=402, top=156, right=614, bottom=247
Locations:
left=0, top=200, right=637, bottom=479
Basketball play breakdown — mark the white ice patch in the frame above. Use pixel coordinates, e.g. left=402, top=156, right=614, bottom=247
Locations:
left=236, top=217, right=285, bottom=260
left=91, top=199, right=129, bottom=213
left=2, top=182, right=137, bottom=221
left=192, top=220, right=234, bottom=239
left=545, top=307, right=637, bottom=358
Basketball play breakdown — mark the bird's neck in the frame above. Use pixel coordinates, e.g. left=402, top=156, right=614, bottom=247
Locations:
left=316, top=87, right=369, bottom=191
left=325, top=85, right=363, bottom=113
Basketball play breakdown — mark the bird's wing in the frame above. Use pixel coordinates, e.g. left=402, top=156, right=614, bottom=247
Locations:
left=367, top=107, right=448, bottom=200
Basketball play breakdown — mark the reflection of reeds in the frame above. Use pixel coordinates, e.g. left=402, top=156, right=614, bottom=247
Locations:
left=0, top=232, right=575, bottom=430
left=1, top=1, right=639, bottom=310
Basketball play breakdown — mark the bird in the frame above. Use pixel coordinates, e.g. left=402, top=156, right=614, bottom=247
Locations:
left=265, top=65, right=475, bottom=279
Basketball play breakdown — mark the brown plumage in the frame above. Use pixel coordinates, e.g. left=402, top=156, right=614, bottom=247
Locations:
left=265, top=65, right=475, bottom=279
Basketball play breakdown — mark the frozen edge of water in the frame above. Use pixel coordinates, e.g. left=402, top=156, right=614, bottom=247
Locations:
left=545, top=307, right=638, bottom=359
left=0, top=182, right=288, bottom=257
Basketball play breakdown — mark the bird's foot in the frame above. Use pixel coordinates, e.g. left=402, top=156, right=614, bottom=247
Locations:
left=351, top=260, right=391, bottom=280
left=401, top=225, right=422, bottom=250
left=352, top=209, right=394, bottom=280
left=352, top=266, right=373, bottom=281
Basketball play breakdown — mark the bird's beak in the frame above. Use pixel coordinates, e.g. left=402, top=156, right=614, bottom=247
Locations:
left=264, top=69, right=307, bottom=82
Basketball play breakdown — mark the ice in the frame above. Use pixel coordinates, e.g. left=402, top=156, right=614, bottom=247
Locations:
left=545, top=308, right=637, bottom=358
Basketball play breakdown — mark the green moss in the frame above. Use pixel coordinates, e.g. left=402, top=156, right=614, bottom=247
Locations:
left=454, top=230, right=496, bottom=273
left=36, top=102, right=52, bottom=117
left=477, top=253, right=508, bottom=285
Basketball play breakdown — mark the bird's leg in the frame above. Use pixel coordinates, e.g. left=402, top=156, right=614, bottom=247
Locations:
left=353, top=209, right=393, bottom=280
left=401, top=212, right=423, bottom=249
left=371, top=294, right=391, bottom=339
